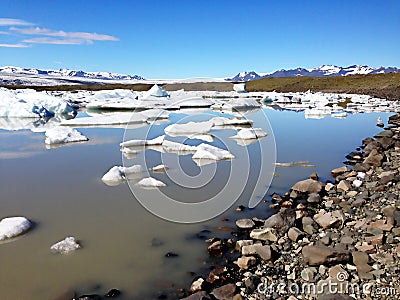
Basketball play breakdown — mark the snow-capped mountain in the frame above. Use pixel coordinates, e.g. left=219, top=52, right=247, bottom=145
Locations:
left=0, top=66, right=145, bottom=81
left=227, top=65, right=400, bottom=82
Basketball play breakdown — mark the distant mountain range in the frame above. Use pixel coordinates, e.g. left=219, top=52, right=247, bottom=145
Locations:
left=0, top=66, right=145, bottom=81
left=227, top=65, right=400, bottom=82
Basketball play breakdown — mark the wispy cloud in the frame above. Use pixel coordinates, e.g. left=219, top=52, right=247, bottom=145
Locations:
left=0, top=43, right=30, bottom=48
left=11, top=26, right=119, bottom=42
left=22, top=37, right=86, bottom=45
left=0, top=18, right=33, bottom=26
left=0, top=31, right=9, bottom=35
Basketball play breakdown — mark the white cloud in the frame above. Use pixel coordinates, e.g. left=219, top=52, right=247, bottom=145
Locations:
left=0, top=31, right=9, bottom=35
left=0, top=43, right=30, bottom=48
left=0, top=18, right=33, bottom=26
left=22, top=37, right=86, bottom=45
left=11, top=27, right=119, bottom=42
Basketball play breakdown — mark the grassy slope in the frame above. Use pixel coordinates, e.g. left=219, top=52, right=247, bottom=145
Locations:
left=245, top=73, right=400, bottom=100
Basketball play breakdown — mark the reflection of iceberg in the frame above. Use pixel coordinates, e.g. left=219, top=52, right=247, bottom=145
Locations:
left=210, top=116, right=253, bottom=128
left=331, top=112, right=347, bottom=118
left=0, top=116, right=63, bottom=132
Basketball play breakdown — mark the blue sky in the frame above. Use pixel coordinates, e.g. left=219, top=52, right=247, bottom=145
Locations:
left=0, top=0, right=399, bottom=79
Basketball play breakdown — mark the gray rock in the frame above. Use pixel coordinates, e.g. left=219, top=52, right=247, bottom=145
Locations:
left=181, top=291, right=212, bottom=300
left=235, top=219, right=255, bottom=229
left=288, top=227, right=304, bottom=242
left=363, top=149, right=384, bottom=167
left=307, top=193, right=321, bottom=203
left=302, top=245, right=350, bottom=266
left=250, top=228, right=278, bottom=242
left=331, top=166, right=350, bottom=178
left=263, top=209, right=295, bottom=234
left=374, top=130, right=394, bottom=139
left=301, top=267, right=316, bottom=282
left=211, top=283, right=236, bottom=300
left=291, top=179, right=325, bottom=194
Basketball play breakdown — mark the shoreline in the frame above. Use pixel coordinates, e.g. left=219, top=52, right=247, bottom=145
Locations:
left=179, top=113, right=400, bottom=300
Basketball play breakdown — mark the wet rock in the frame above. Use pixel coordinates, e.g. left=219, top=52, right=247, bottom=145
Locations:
left=250, top=228, right=278, bottom=242
left=291, top=179, right=325, bottom=194
left=331, top=166, right=350, bottom=178
left=235, top=240, right=253, bottom=251
left=235, top=256, right=256, bottom=270
left=235, top=219, right=255, bottom=229
left=104, top=289, right=121, bottom=298
left=302, top=245, right=350, bottom=266
left=288, top=227, right=304, bottom=242
left=310, top=172, right=319, bottom=181
left=307, top=193, right=321, bottom=203
left=181, top=291, right=212, bottom=300
left=207, top=241, right=223, bottom=257
left=211, top=283, right=236, bottom=300
left=207, top=267, right=227, bottom=284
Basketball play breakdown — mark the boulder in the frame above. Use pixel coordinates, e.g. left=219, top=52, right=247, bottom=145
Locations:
left=250, top=228, right=278, bottom=242
left=291, top=179, right=325, bottom=194
left=302, top=245, right=350, bottom=266
left=331, top=166, right=350, bottom=178
left=363, top=149, right=384, bottom=167
left=263, top=209, right=295, bottom=234
left=211, top=283, right=236, bottom=300
left=235, top=219, right=255, bottom=229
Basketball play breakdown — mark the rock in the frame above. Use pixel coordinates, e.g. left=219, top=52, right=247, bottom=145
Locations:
left=325, top=183, right=335, bottom=192
left=363, top=149, right=384, bottom=167
left=0, top=216, right=32, bottom=241
left=235, top=240, right=253, bottom=251
left=50, top=237, right=81, bottom=254
left=352, top=251, right=369, bottom=265
left=374, top=130, right=394, bottom=139
left=353, top=163, right=370, bottom=172
left=207, top=267, right=226, bottom=284
left=314, top=210, right=345, bottom=229
left=302, top=217, right=317, bottom=235
left=250, top=228, right=278, bottom=242
left=181, top=291, right=212, bottom=300
left=207, top=241, right=223, bottom=257
left=302, top=245, right=350, bottom=266
left=263, top=209, right=295, bottom=234
left=255, top=244, right=272, bottom=261
left=211, top=283, right=236, bottom=300
left=367, top=219, right=393, bottom=232
left=318, top=294, right=354, bottom=300
left=370, top=252, right=394, bottom=264
left=382, top=205, right=397, bottom=217
left=190, top=278, right=205, bottom=293
left=104, top=289, right=121, bottom=298
left=301, top=267, right=316, bottom=282
left=235, top=256, right=256, bottom=270
left=165, top=252, right=179, bottom=257
left=365, top=234, right=383, bottom=245
left=288, top=227, right=304, bottom=242
left=310, top=172, right=319, bottom=180
left=328, top=265, right=348, bottom=281
left=331, top=166, right=350, bottom=178
left=355, top=242, right=375, bottom=254
left=380, top=173, right=395, bottom=185
left=337, top=180, right=352, bottom=192
left=291, top=179, right=324, bottom=194
left=307, top=193, right=321, bottom=203
left=235, top=219, right=255, bottom=229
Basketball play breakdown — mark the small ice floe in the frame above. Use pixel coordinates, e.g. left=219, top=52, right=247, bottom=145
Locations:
left=121, top=147, right=138, bottom=159
left=212, top=98, right=261, bottom=111
left=152, top=164, right=168, bottom=172
left=101, top=165, right=142, bottom=186
left=120, top=135, right=165, bottom=147
left=45, top=126, right=88, bottom=145
left=353, top=179, right=362, bottom=188
left=210, top=116, right=253, bottom=127
left=162, top=140, right=198, bottom=154
left=331, top=112, right=347, bottom=118
left=233, top=83, right=246, bottom=93
left=0, top=217, right=32, bottom=241
left=137, top=177, right=166, bottom=188
left=50, top=236, right=81, bottom=254
left=164, top=121, right=213, bottom=137
left=274, top=161, right=311, bottom=168
left=192, top=143, right=234, bottom=166
left=230, top=128, right=268, bottom=140
left=140, top=109, right=170, bottom=121
left=357, top=172, right=366, bottom=179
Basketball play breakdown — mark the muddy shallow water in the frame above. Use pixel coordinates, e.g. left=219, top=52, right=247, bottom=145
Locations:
left=0, top=108, right=392, bottom=299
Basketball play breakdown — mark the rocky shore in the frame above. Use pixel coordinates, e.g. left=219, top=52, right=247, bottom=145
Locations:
left=180, top=113, right=400, bottom=300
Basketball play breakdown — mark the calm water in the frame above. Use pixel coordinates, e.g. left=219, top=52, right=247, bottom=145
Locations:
left=0, top=108, right=393, bottom=299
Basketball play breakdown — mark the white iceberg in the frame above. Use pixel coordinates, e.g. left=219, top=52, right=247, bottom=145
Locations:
left=45, top=126, right=88, bottom=145
left=192, top=143, right=235, bottom=161
left=230, top=128, right=268, bottom=139
left=50, top=236, right=81, bottom=254
left=162, top=140, right=198, bottom=154
left=164, top=121, right=213, bottom=136
left=137, top=177, right=166, bottom=188
left=210, top=116, right=253, bottom=127
left=212, top=98, right=261, bottom=111
left=120, top=135, right=165, bottom=147
left=143, top=84, right=169, bottom=99
left=101, top=165, right=142, bottom=186
left=233, top=83, right=246, bottom=93
left=152, top=164, right=168, bottom=172
left=0, top=217, right=31, bottom=241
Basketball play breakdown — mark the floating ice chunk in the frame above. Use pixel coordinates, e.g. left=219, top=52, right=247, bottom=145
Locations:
left=137, top=177, right=166, bottom=188
left=176, top=97, right=214, bottom=108
left=101, top=165, right=142, bottom=186
left=164, top=121, right=213, bottom=136
left=62, top=113, right=147, bottom=127
left=233, top=83, right=246, bottom=93
left=162, top=140, right=198, bottom=153
left=140, top=109, right=170, bottom=120
left=353, top=179, right=362, bottom=188
left=50, top=236, right=81, bottom=254
left=120, top=135, right=165, bottom=147
left=188, top=134, right=214, bottom=142
left=45, top=126, right=88, bottom=145
left=143, top=84, right=169, bottom=99
left=274, top=161, right=311, bottom=168
left=152, top=164, right=168, bottom=172
left=210, top=116, right=253, bottom=127
left=230, top=128, right=268, bottom=139
left=0, top=217, right=31, bottom=241
left=192, top=143, right=234, bottom=161
left=212, top=98, right=261, bottom=111
left=357, top=172, right=366, bottom=179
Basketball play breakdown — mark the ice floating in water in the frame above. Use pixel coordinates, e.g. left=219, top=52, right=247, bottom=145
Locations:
left=164, top=121, right=213, bottom=136
left=0, top=87, right=76, bottom=118
left=143, top=84, right=169, bottom=99
left=152, top=164, right=168, bottom=172
left=101, top=165, right=142, bottom=186
left=212, top=98, right=261, bottom=111
left=137, top=177, right=166, bottom=188
left=0, top=217, right=31, bottom=241
left=61, top=113, right=147, bottom=127
left=233, top=83, right=246, bottom=93
left=162, top=140, right=198, bottom=154
left=120, top=135, right=165, bottom=147
left=192, top=143, right=235, bottom=161
left=274, top=161, right=311, bottom=168
left=45, top=126, right=88, bottom=145
left=230, top=128, right=267, bottom=140
left=50, top=236, right=81, bottom=254
left=140, top=109, right=170, bottom=120
left=210, top=116, right=253, bottom=127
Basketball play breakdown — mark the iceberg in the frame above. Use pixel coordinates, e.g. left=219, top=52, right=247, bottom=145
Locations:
left=137, top=177, right=167, bottom=188
left=45, top=126, right=88, bottom=145
left=50, top=236, right=81, bottom=254
left=164, top=121, right=213, bottom=136
left=101, top=165, right=142, bottom=186
left=212, top=98, right=261, bottom=111
left=143, top=84, right=169, bottom=99
left=162, top=140, right=198, bottom=154
left=120, top=135, right=165, bottom=147
left=230, top=128, right=268, bottom=139
left=192, top=143, right=235, bottom=161
left=0, top=217, right=31, bottom=241
left=233, top=83, right=246, bottom=93
left=210, top=116, right=253, bottom=127
left=152, top=164, right=168, bottom=172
